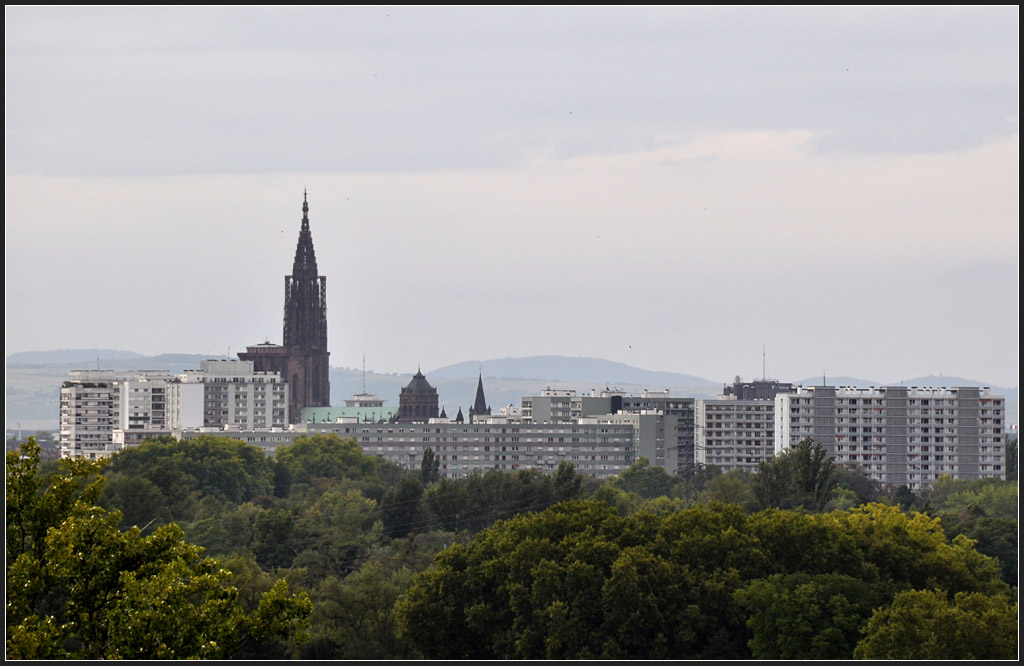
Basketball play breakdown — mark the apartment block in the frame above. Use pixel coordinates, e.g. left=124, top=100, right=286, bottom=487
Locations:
left=696, top=399, right=776, bottom=474
left=60, top=371, right=180, bottom=459
left=59, top=360, right=288, bottom=459
left=181, top=360, right=288, bottom=429
left=305, top=418, right=635, bottom=478
left=775, top=386, right=1005, bottom=489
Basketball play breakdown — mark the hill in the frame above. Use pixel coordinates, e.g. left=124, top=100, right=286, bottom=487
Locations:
left=429, top=356, right=715, bottom=386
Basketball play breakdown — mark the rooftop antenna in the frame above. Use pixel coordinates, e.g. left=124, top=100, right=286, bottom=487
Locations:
left=362, top=353, right=366, bottom=394
left=762, top=345, right=766, bottom=381
left=823, top=370, right=827, bottom=386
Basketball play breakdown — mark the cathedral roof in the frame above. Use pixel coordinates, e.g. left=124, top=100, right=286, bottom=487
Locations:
left=402, top=369, right=437, bottom=396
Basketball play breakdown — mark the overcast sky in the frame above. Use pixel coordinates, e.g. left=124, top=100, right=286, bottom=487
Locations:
left=5, top=7, right=1019, bottom=387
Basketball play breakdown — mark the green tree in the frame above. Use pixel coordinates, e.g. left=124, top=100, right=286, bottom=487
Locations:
left=98, top=474, right=173, bottom=530
left=698, top=470, right=758, bottom=511
left=397, top=500, right=759, bottom=659
left=397, top=499, right=1009, bottom=660
left=306, top=560, right=418, bottom=659
left=420, top=447, right=440, bottom=484
left=611, top=457, right=676, bottom=499
left=274, top=434, right=403, bottom=501
left=381, top=475, right=429, bottom=538
left=754, top=438, right=838, bottom=511
left=735, top=573, right=884, bottom=659
left=551, top=460, right=585, bottom=503
left=292, top=488, right=382, bottom=580
left=6, top=439, right=312, bottom=659
left=854, top=589, right=1018, bottom=659
left=833, top=463, right=883, bottom=505
left=1005, top=434, right=1018, bottom=481
left=103, top=435, right=276, bottom=520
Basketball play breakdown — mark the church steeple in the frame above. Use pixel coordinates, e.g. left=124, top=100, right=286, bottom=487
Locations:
left=469, top=371, right=491, bottom=423
left=291, top=190, right=319, bottom=278
left=283, top=192, right=327, bottom=350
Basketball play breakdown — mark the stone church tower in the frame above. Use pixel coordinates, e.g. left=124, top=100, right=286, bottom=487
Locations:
left=240, top=192, right=331, bottom=422
left=396, top=369, right=439, bottom=423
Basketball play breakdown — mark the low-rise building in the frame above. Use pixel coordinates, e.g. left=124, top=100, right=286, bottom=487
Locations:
left=305, top=418, right=635, bottom=478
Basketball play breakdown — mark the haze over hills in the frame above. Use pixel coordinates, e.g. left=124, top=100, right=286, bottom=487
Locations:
left=6, top=349, right=147, bottom=366
left=5, top=350, right=1019, bottom=432
left=429, top=356, right=716, bottom=387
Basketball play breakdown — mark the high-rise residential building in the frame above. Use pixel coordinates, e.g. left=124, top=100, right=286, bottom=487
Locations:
left=60, top=370, right=179, bottom=459
left=239, top=192, right=330, bottom=421
left=618, top=391, right=696, bottom=474
left=775, top=386, right=1006, bottom=489
left=181, top=360, right=288, bottom=430
left=59, top=360, right=287, bottom=459
left=695, top=398, right=776, bottom=474
left=519, top=388, right=694, bottom=474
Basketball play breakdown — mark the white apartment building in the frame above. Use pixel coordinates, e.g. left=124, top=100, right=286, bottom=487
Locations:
left=59, top=360, right=288, bottom=459
left=775, top=386, right=1005, bottom=489
left=695, top=399, right=776, bottom=474
left=181, top=360, right=288, bottom=429
left=60, top=370, right=179, bottom=459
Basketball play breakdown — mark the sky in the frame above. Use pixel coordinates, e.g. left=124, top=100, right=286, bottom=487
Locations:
left=5, top=6, right=1019, bottom=387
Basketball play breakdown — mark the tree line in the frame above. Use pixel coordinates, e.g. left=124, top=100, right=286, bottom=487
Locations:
left=6, top=433, right=1018, bottom=659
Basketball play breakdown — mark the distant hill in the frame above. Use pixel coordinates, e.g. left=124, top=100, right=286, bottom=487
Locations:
left=428, top=356, right=716, bottom=387
left=5, top=350, right=225, bottom=371
left=6, top=349, right=145, bottom=366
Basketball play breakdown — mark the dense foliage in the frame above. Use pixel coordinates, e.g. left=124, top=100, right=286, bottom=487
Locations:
left=9, top=433, right=1016, bottom=659
left=6, top=439, right=311, bottom=659
left=396, top=500, right=1013, bottom=659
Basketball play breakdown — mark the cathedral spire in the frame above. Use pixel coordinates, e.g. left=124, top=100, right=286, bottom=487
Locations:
left=292, top=191, right=318, bottom=278
left=283, top=190, right=328, bottom=351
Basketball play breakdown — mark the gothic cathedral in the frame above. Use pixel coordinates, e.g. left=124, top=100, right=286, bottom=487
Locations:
left=240, top=192, right=331, bottom=422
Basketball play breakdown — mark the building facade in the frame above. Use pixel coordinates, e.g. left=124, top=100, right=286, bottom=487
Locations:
left=59, top=361, right=288, bottom=459
left=695, top=398, right=776, bottom=473
left=775, top=386, right=1006, bottom=488
left=521, top=389, right=694, bottom=474
left=239, top=193, right=330, bottom=421
left=60, top=370, right=179, bottom=459
left=305, top=418, right=635, bottom=478
left=618, top=391, right=696, bottom=474
left=181, top=360, right=288, bottom=430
